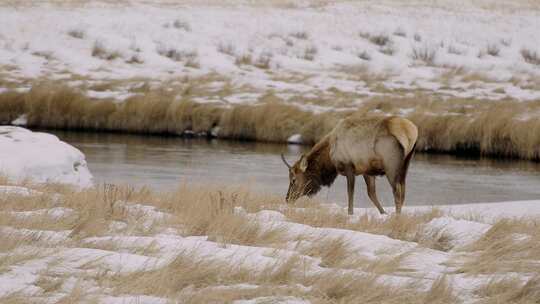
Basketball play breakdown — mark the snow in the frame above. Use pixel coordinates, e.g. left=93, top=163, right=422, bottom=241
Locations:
left=407, top=200, right=540, bottom=223
left=1, top=182, right=539, bottom=302
left=11, top=114, right=27, bottom=126
left=1, top=1, right=540, bottom=302
left=287, top=134, right=303, bottom=144
left=419, top=216, right=491, bottom=249
left=0, top=126, right=93, bottom=188
left=1, top=0, right=540, bottom=109
left=234, top=297, right=310, bottom=304
left=0, top=185, right=41, bottom=196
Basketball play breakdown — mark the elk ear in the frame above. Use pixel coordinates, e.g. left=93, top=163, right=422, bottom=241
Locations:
left=299, top=155, right=308, bottom=172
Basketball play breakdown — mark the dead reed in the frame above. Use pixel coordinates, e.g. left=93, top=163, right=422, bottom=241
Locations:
left=1, top=83, right=540, bottom=160
left=459, top=218, right=540, bottom=275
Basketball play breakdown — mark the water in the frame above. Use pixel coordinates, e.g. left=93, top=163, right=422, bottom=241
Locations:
left=50, top=131, right=540, bottom=207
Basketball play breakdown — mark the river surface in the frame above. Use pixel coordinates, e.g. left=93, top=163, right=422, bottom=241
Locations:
left=51, top=131, right=540, bottom=207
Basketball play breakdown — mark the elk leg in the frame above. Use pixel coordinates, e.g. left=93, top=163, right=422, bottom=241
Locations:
left=386, top=171, right=405, bottom=214
left=363, top=175, right=386, bottom=215
left=393, top=182, right=405, bottom=214
left=345, top=165, right=355, bottom=215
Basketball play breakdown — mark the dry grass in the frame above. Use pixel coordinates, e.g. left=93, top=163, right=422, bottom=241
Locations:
left=125, top=54, right=143, bottom=64
left=447, top=45, right=465, bottom=55
left=5, top=180, right=540, bottom=303
left=474, top=276, right=540, bottom=304
left=521, top=48, right=540, bottom=65
left=109, top=248, right=455, bottom=303
left=32, top=51, right=55, bottom=61
left=299, top=236, right=352, bottom=268
left=172, top=19, right=191, bottom=31
left=67, top=29, right=85, bottom=39
left=289, top=31, right=309, bottom=40
left=91, top=41, right=121, bottom=61
left=485, top=44, right=500, bottom=57
left=157, top=46, right=199, bottom=67
left=411, top=46, right=437, bottom=65
left=217, top=41, right=236, bottom=56
left=357, top=50, right=371, bottom=61
left=393, top=27, right=407, bottom=37
left=459, top=219, right=540, bottom=275
left=286, top=205, right=444, bottom=245
left=379, top=43, right=397, bottom=56
left=302, top=45, right=318, bottom=61
left=368, top=34, right=391, bottom=47
left=235, top=52, right=272, bottom=69
left=0, top=293, right=35, bottom=304
left=2, top=83, right=540, bottom=160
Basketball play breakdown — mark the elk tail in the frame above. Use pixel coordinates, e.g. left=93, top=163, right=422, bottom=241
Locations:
left=386, top=117, right=418, bottom=184
left=386, top=117, right=418, bottom=156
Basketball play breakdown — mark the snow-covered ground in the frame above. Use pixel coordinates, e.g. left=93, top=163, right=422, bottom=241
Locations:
left=1, top=0, right=540, bottom=110
left=0, top=126, right=93, bottom=187
left=1, top=181, right=539, bottom=303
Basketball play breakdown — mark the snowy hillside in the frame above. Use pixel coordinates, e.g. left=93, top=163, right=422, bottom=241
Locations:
left=1, top=0, right=540, bottom=106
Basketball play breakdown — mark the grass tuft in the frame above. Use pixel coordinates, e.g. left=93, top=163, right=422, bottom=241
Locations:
left=289, top=31, right=309, bottom=40
left=486, top=44, right=500, bottom=57
left=357, top=50, right=371, bottom=61
left=369, top=34, right=391, bottom=47
left=411, top=46, right=437, bottom=65
left=67, top=29, right=85, bottom=39
left=521, top=48, right=540, bottom=65
left=172, top=19, right=191, bottom=31
left=92, top=41, right=120, bottom=61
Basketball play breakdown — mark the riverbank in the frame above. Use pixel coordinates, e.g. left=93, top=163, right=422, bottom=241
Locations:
left=1, top=180, right=539, bottom=303
left=2, top=84, right=540, bottom=160
left=2, top=0, right=540, bottom=161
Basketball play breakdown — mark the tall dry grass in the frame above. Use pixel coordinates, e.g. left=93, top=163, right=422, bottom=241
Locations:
left=286, top=204, right=444, bottom=246
left=1, top=83, right=540, bottom=160
left=1, top=180, right=464, bottom=303
left=474, top=276, right=540, bottom=304
left=5, top=180, right=540, bottom=303
left=459, top=218, right=540, bottom=274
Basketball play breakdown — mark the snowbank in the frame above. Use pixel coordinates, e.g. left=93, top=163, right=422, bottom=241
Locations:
left=1, top=1, right=539, bottom=102
left=1, top=182, right=539, bottom=302
left=0, top=126, right=93, bottom=187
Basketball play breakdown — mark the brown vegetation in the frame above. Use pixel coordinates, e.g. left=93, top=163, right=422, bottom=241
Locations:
left=0, top=180, right=455, bottom=303
left=286, top=204, right=444, bottom=245
left=1, top=83, right=540, bottom=160
left=459, top=218, right=540, bottom=274
left=521, top=48, right=540, bottom=65
left=91, top=41, right=121, bottom=61
left=2, top=178, right=540, bottom=303
left=411, top=46, right=437, bottom=65
left=474, top=276, right=540, bottom=304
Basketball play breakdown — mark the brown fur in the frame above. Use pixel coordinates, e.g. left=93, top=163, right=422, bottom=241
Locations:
left=303, top=137, right=339, bottom=194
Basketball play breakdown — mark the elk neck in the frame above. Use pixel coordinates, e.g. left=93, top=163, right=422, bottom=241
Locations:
left=304, top=136, right=338, bottom=195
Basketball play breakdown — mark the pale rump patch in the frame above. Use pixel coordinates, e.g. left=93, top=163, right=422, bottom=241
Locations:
left=385, top=117, right=418, bottom=156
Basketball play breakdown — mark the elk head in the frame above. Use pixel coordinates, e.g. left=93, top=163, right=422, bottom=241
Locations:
left=281, top=153, right=314, bottom=202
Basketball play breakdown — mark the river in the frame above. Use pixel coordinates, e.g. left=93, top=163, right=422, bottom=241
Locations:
left=50, top=130, right=540, bottom=207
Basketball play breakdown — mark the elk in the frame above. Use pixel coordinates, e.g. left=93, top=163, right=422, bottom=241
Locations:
left=281, top=115, right=418, bottom=215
